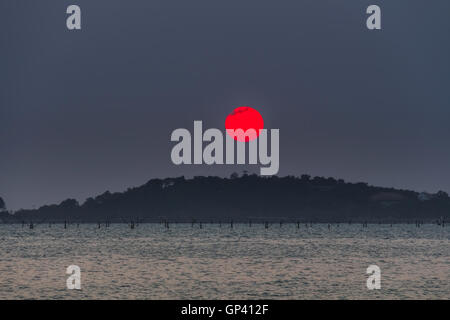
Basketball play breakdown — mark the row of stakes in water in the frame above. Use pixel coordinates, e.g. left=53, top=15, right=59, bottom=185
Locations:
left=17, top=218, right=446, bottom=229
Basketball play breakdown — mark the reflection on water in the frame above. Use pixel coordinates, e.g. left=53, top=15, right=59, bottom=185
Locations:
left=0, top=223, right=449, bottom=299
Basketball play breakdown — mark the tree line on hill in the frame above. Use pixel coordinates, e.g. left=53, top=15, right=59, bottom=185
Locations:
left=1, top=174, right=450, bottom=223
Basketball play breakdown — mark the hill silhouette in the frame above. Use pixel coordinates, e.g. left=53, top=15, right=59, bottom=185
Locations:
left=3, top=174, right=450, bottom=223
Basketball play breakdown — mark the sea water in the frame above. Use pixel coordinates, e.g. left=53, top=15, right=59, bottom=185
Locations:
left=0, top=223, right=448, bottom=299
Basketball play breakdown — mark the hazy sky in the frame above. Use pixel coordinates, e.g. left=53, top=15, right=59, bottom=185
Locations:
left=1, top=0, right=450, bottom=210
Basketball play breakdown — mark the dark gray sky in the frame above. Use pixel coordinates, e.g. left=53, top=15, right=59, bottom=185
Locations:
left=1, top=0, right=450, bottom=210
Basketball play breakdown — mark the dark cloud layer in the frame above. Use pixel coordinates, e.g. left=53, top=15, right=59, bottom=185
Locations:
left=1, top=1, right=450, bottom=209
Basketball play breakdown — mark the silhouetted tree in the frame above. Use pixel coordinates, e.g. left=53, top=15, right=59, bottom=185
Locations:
left=230, top=172, right=239, bottom=179
left=0, top=197, right=5, bottom=211
left=60, top=199, right=79, bottom=209
left=436, top=191, right=449, bottom=199
left=301, top=174, right=311, bottom=181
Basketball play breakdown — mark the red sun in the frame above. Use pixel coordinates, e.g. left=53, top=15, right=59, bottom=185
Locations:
left=225, top=106, right=264, bottom=142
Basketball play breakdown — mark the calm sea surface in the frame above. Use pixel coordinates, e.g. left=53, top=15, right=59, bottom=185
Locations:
left=0, top=223, right=449, bottom=299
